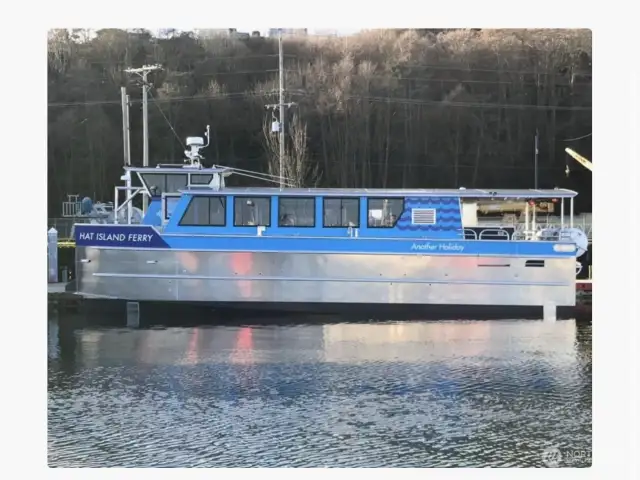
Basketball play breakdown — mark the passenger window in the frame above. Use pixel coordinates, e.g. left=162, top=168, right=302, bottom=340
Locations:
left=179, top=196, right=226, bottom=226
left=323, top=198, right=359, bottom=227
left=234, top=197, right=271, bottom=226
left=367, top=198, right=404, bottom=227
left=278, top=197, right=315, bottom=227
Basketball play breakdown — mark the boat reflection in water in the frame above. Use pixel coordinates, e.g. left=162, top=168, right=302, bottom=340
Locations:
left=321, top=320, right=578, bottom=363
left=52, top=320, right=584, bottom=398
left=48, top=318, right=591, bottom=467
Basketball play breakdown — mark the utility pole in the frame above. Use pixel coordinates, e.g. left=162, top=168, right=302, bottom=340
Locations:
left=534, top=129, right=539, bottom=189
left=125, top=92, right=131, bottom=165
left=278, top=31, right=285, bottom=188
left=120, top=87, right=131, bottom=166
left=121, top=86, right=133, bottom=224
left=265, top=30, right=295, bottom=189
left=124, top=64, right=162, bottom=211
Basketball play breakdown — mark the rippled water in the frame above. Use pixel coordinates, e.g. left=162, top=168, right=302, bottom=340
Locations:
left=48, top=317, right=592, bottom=467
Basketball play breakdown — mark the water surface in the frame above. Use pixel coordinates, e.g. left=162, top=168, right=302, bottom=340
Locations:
left=48, top=318, right=592, bottom=467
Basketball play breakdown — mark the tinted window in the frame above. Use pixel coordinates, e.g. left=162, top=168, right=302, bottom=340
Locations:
left=209, top=197, right=226, bottom=225
left=367, top=198, right=404, bottom=227
left=140, top=173, right=165, bottom=196
left=234, top=197, right=271, bottom=226
left=323, top=198, right=359, bottom=227
left=179, top=196, right=226, bottom=226
left=278, top=197, right=315, bottom=227
left=166, top=174, right=188, bottom=193
left=140, top=173, right=188, bottom=195
left=190, top=174, right=213, bottom=185
left=164, top=197, right=180, bottom=220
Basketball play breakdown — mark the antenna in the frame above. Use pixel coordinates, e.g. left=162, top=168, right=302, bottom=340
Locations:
left=204, top=125, right=211, bottom=148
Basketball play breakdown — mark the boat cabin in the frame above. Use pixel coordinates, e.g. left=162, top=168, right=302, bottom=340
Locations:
left=139, top=186, right=578, bottom=242
left=111, top=164, right=579, bottom=242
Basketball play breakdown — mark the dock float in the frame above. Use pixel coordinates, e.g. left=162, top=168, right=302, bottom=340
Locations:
left=48, top=282, right=82, bottom=313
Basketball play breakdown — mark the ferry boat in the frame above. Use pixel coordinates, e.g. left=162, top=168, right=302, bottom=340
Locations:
left=72, top=128, right=589, bottom=319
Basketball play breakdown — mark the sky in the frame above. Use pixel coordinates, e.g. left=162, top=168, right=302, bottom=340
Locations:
left=168, top=27, right=363, bottom=37
left=243, top=27, right=362, bottom=36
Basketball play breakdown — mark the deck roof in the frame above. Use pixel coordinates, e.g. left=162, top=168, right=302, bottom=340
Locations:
left=126, top=166, right=229, bottom=174
left=177, top=187, right=578, bottom=199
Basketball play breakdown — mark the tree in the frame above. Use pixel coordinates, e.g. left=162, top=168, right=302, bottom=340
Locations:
left=47, top=28, right=592, bottom=215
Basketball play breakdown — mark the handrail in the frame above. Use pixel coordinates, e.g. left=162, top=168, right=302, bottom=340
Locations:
left=114, top=186, right=143, bottom=224
left=478, top=228, right=511, bottom=241
left=463, top=229, right=478, bottom=240
left=62, top=201, right=82, bottom=218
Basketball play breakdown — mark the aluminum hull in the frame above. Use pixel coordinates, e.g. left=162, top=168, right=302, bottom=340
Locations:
left=75, top=247, right=576, bottom=308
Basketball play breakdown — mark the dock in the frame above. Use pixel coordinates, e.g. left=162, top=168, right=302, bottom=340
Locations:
left=575, top=280, right=592, bottom=313
left=48, top=282, right=82, bottom=312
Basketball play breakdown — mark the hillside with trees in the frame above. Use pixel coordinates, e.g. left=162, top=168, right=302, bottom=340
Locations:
left=47, top=28, right=592, bottom=215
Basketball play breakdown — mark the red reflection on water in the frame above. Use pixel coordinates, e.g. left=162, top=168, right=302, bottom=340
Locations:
left=230, top=327, right=254, bottom=365
left=184, top=328, right=200, bottom=365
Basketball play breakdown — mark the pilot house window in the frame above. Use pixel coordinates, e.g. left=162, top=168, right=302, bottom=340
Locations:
left=278, top=197, right=315, bottom=227
left=179, top=196, right=226, bottom=226
left=139, top=173, right=188, bottom=196
left=367, top=198, right=404, bottom=227
left=323, top=198, right=359, bottom=227
left=189, top=174, right=213, bottom=185
left=234, top=197, right=271, bottom=226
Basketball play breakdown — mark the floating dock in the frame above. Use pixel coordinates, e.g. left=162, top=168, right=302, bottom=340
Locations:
left=48, top=282, right=82, bottom=312
left=575, top=280, right=592, bottom=315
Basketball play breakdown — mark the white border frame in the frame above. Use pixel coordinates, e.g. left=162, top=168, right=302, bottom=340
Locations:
left=2, top=2, right=638, bottom=478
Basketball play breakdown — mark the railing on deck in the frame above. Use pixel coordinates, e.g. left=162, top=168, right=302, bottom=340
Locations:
left=476, top=213, right=592, bottom=242
left=62, top=201, right=82, bottom=218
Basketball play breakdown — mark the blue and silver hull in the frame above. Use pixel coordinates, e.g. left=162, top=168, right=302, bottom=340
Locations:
left=75, top=246, right=576, bottom=313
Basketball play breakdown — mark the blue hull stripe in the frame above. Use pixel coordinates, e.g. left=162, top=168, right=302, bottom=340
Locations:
left=74, top=224, right=576, bottom=257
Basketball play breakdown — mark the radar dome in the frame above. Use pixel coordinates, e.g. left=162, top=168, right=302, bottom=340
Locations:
left=81, top=197, right=93, bottom=215
left=563, top=227, right=589, bottom=257
left=537, top=227, right=589, bottom=257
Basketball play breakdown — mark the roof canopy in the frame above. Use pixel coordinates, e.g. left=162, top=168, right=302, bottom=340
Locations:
left=178, top=187, right=578, bottom=199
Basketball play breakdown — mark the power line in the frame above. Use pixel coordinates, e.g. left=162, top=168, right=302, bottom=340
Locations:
left=391, top=63, right=592, bottom=77
left=232, top=154, right=571, bottom=171
left=285, top=62, right=591, bottom=77
left=563, top=132, right=592, bottom=141
left=178, top=69, right=280, bottom=77
left=147, top=89, right=185, bottom=150
left=76, top=54, right=297, bottom=66
left=48, top=91, right=274, bottom=108
left=293, top=92, right=591, bottom=111
left=48, top=90, right=591, bottom=111
left=284, top=70, right=592, bottom=96
left=285, top=70, right=592, bottom=88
